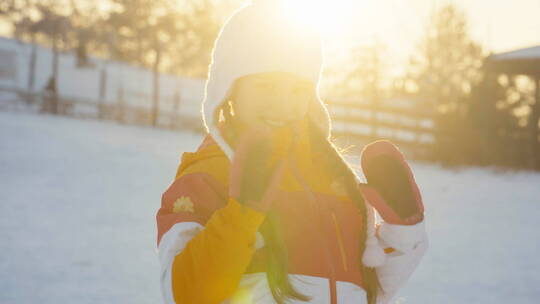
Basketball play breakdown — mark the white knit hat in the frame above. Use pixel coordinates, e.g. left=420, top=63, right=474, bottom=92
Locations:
left=202, top=0, right=330, bottom=160
left=201, top=0, right=386, bottom=268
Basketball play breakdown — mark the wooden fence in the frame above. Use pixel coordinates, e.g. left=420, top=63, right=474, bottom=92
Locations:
left=1, top=85, right=439, bottom=159
left=328, top=101, right=436, bottom=159
left=0, top=85, right=204, bottom=132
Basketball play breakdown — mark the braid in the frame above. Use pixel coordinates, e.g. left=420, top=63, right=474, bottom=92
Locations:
left=307, top=119, right=381, bottom=304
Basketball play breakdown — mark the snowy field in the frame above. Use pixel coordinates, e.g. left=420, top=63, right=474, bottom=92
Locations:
left=1, top=111, right=539, bottom=304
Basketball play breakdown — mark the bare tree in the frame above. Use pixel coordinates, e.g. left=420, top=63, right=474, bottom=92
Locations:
left=407, top=4, right=485, bottom=163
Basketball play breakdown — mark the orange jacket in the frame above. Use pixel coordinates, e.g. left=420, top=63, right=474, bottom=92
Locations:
left=155, top=125, right=428, bottom=304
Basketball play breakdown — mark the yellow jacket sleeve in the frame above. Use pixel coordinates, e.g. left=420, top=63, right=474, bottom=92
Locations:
left=171, top=197, right=266, bottom=304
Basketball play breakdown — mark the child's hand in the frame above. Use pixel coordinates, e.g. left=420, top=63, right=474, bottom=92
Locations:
left=358, top=140, right=425, bottom=225
left=229, top=128, right=287, bottom=213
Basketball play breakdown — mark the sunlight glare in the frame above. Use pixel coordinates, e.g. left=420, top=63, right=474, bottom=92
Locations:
left=284, top=0, right=371, bottom=36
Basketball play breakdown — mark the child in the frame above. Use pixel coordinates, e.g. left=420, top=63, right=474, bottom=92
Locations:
left=156, top=1, right=428, bottom=303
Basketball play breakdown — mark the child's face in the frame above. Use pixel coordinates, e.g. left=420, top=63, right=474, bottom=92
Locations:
left=231, top=71, right=315, bottom=130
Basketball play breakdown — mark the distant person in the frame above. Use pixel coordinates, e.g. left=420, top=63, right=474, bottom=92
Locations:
left=155, top=1, right=428, bottom=303
left=41, top=76, right=57, bottom=114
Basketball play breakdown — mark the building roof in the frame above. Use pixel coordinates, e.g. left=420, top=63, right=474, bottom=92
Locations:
left=486, top=45, right=540, bottom=76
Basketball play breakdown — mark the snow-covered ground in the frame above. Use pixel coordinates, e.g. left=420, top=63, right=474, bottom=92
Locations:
left=1, top=111, right=539, bottom=303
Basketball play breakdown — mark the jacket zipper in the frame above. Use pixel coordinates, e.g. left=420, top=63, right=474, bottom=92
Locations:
left=289, top=160, right=338, bottom=304
left=331, top=212, right=348, bottom=272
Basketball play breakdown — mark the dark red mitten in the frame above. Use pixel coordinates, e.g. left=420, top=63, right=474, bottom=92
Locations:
left=359, top=140, right=424, bottom=225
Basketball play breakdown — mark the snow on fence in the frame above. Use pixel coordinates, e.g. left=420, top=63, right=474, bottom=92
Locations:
left=0, top=36, right=436, bottom=157
left=328, top=100, right=435, bottom=158
left=0, top=36, right=205, bottom=131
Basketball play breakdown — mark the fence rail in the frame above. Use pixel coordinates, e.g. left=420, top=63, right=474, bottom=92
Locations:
left=0, top=85, right=204, bottom=132
left=2, top=85, right=441, bottom=158
left=328, top=101, right=436, bottom=158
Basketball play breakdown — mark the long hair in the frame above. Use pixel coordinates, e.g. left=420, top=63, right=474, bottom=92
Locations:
left=217, top=100, right=381, bottom=304
left=307, top=119, right=381, bottom=304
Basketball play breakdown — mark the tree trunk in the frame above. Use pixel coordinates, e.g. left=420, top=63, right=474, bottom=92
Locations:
left=117, top=85, right=125, bottom=123
left=152, top=46, right=161, bottom=127
left=28, top=34, right=37, bottom=93
left=99, top=63, right=107, bottom=119
left=171, top=90, right=181, bottom=128
left=531, top=77, right=540, bottom=170
left=51, top=31, right=59, bottom=114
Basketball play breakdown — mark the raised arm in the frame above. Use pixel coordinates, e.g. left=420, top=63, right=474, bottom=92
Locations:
left=171, top=198, right=268, bottom=303
left=156, top=131, right=286, bottom=304
left=358, top=140, right=428, bottom=303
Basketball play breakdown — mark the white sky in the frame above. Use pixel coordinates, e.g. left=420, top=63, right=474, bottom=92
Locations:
left=323, top=0, right=540, bottom=66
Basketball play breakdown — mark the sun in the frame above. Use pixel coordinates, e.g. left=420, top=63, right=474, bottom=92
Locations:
left=283, top=0, right=373, bottom=37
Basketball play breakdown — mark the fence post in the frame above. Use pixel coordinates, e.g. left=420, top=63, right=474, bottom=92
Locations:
left=151, top=43, right=161, bottom=127
left=117, top=85, right=124, bottom=123
left=370, top=93, right=380, bottom=139
left=171, top=90, right=181, bottom=129
left=98, top=61, right=107, bottom=119
left=50, top=32, right=59, bottom=115
left=27, top=35, right=37, bottom=102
